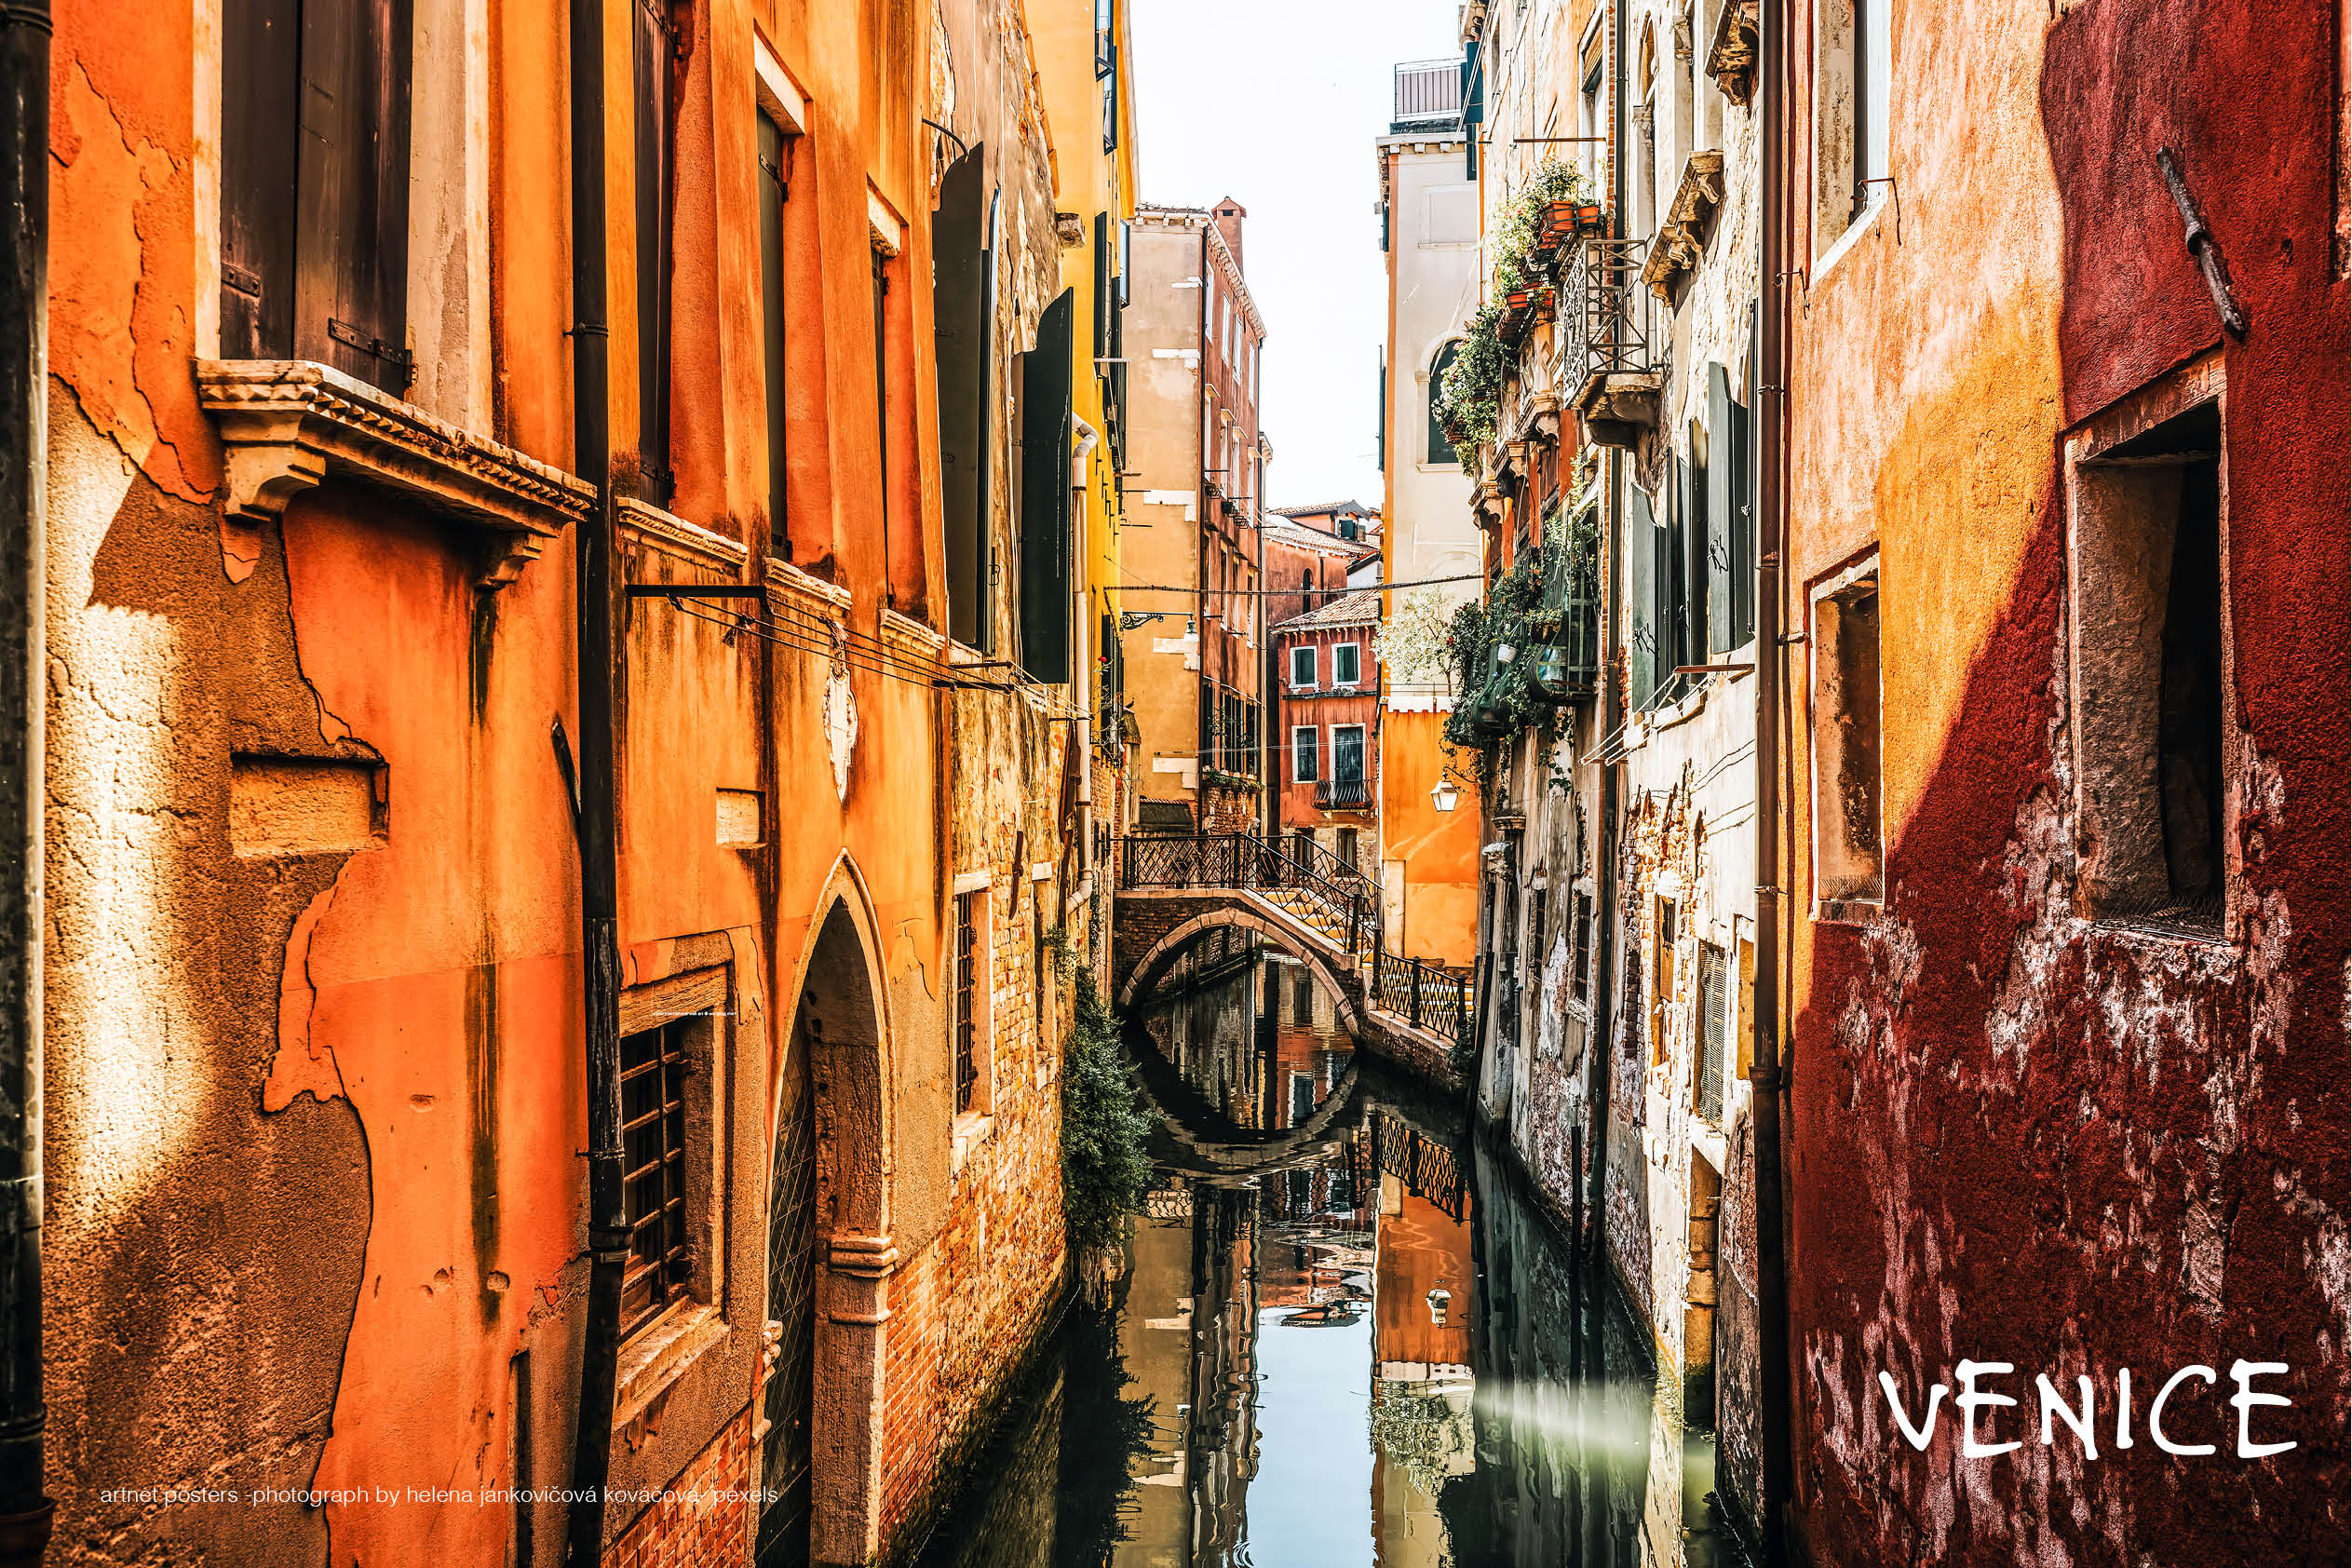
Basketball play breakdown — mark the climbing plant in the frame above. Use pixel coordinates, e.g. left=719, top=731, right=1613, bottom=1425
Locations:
left=1434, top=160, right=1598, bottom=455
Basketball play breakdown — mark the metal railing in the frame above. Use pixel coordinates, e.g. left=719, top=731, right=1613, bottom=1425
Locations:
left=1391, top=59, right=1463, bottom=126
left=1118, top=832, right=1376, bottom=957
left=1371, top=947, right=1473, bottom=1045
left=1313, top=777, right=1373, bottom=811
left=1579, top=237, right=1656, bottom=385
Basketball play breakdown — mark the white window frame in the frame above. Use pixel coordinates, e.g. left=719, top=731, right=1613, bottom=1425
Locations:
left=1291, top=725, right=1319, bottom=783
left=1290, top=644, right=1318, bottom=689
left=1332, top=642, right=1362, bottom=687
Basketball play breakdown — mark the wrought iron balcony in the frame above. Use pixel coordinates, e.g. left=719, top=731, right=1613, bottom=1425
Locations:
left=1572, top=238, right=1663, bottom=450
left=1313, top=777, right=1374, bottom=811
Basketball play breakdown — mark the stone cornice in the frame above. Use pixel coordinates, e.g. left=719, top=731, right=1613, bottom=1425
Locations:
left=617, top=497, right=750, bottom=574
left=196, top=358, right=593, bottom=587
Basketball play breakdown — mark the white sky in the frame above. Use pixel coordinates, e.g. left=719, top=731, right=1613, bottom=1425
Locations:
left=1129, top=0, right=1463, bottom=513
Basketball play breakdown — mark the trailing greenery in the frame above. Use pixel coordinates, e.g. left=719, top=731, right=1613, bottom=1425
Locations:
left=1440, top=551, right=1548, bottom=764
left=1436, top=298, right=1507, bottom=452
left=1061, top=969, right=1150, bottom=1256
left=1435, top=160, right=1598, bottom=455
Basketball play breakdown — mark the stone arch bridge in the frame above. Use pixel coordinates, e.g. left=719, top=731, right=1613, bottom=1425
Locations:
left=1110, top=833, right=1471, bottom=1093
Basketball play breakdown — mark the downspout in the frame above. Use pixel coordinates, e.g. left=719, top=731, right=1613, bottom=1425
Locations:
left=1750, top=0, right=1793, bottom=1552
left=1195, top=228, right=1210, bottom=820
left=0, top=4, right=48, bottom=1562
left=563, top=0, right=626, bottom=1559
left=1582, top=0, right=1631, bottom=1268
left=1073, top=413, right=1101, bottom=818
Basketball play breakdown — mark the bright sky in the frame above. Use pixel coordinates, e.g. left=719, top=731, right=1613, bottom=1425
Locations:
left=1129, top=0, right=1462, bottom=513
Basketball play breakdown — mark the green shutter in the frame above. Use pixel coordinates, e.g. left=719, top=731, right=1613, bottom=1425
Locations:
left=1706, top=362, right=1735, bottom=654
left=1020, top=290, right=1076, bottom=683
left=933, top=147, right=989, bottom=648
left=1628, top=485, right=1656, bottom=708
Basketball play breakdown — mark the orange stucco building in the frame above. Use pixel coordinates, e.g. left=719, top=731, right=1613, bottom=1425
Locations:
left=34, top=1, right=1133, bottom=1564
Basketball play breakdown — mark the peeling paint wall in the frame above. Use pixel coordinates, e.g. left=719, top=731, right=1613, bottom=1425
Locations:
left=1781, top=0, right=2349, bottom=1561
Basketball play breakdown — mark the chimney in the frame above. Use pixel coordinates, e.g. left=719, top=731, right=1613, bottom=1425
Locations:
left=1211, top=198, right=1247, bottom=274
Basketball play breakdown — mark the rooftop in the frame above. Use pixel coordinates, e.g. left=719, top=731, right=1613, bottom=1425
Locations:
left=1273, top=589, right=1385, bottom=633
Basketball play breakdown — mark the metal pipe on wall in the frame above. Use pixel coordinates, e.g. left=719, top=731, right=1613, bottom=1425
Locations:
left=0, top=3, right=47, bottom=1561
left=1751, top=0, right=1794, bottom=1553
left=563, top=0, right=627, bottom=1556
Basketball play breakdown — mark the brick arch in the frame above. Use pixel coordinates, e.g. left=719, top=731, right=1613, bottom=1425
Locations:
left=1115, top=906, right=1362, bottom=1034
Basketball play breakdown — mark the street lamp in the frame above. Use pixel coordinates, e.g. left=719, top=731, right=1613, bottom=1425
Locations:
left=1430, top=777, right=1461, bottom=813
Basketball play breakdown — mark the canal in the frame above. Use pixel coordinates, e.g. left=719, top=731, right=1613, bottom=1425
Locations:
left=913, top=929, right=1744, bottom=1568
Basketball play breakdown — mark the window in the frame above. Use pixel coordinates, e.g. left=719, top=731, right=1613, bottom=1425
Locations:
left=758, top=112, right=791, bottom=556
left=1650, top=899, right=1678, bottom=1063
left=1292, top=725, right=1319, bottom=783
left=2068, top=393, right=2228, bottom=934
left=1571, top=891, right=1594, bottom=1006
left=221, top=0, right=414, bottom=393
left=1336, top=827, right=1358, bottom=871
left=1817, top=0, right=1891, bottom=250
left=1811, top=561, right=1884, bottom=908
left=1427, top=341, right=1461, bottom=464
left=1333, top=642, right=1362, bottom=686
left=1019, top=291, right=1077, bottom=682
left=953, top=890, right=984, bottom=1114
left=1528, top=888, right=1549, bottom=985
left=1331, top=725, right=1366, bottom=787
left=934, top=147, right=994, bottom=647
left=872, top=243, right=892, bottom=546
left=620, top=1021, right=692, bottom=1336
left=1696, top=940, right=1729, bottom=1125
left=1291, top=645, right=1318, bottom=688
left=635, top=0, right=676, bottom=506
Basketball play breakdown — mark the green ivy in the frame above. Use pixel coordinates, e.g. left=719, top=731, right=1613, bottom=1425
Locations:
left=1440, top=552, right=1549, bottom=767
left=1061, top=968, right=1150, bottom=1256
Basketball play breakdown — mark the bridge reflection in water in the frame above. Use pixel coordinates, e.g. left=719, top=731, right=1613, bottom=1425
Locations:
left=912, top=932, right=1745, bottom=1568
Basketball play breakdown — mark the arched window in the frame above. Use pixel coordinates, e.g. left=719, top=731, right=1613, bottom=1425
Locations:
left=1428, top=341, right=1461, bottom=465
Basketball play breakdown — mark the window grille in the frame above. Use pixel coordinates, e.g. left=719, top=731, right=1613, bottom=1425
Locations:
left=953, top=891, right=980, bottom=1113
left=619, top=1022, right=692, bottom=1336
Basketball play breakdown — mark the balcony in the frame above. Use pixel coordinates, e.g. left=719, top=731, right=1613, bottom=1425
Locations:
left=1390, top=58, right=1463, bottom=132
left=1571, top=239, right=1663, bottom=450
left=1314, top=777, right=1374, bottom=811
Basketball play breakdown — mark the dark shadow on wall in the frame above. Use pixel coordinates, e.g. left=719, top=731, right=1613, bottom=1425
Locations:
left=53, top=384, right=372, bottom=1567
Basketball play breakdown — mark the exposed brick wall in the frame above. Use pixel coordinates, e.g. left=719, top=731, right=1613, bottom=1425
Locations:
left=877, top=858, right=1072, bottom=1555
left=602, top=1407, right=754, bottom=1567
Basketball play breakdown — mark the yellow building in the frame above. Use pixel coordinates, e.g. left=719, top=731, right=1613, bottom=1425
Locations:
left=1035, top=0, right=1141, bottom=848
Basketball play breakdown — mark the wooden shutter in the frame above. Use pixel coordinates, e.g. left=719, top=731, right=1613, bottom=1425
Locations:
left=1020, top=291, right=1075, bottom=683
left=1092, top=215, right=1114, bottom=363
left=932, top=147, right=989, bottom=647
left=758, top=114, right=790, bottom=557
left=296, top=0, right=414, bottom=393
left=1679, top=453, right=1707, bottom=666
left=221, top=0, right=302, bottom=359
left=1735, top=307, right=1761, bottom=646
left=1706, top=361, right=1735, bottom=653
left=1628, top=485, right=1656, bottom=707
left=634, top=0, right=674, bottom=506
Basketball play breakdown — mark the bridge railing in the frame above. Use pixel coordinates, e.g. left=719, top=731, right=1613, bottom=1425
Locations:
left=1117, top=832, right=1376, bottom=958
left=1371, top=946, right=1473, bottom=1046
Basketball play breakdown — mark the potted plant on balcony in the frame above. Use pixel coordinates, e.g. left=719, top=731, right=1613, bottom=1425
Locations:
left=1435, top=298, right=1507, bottom=453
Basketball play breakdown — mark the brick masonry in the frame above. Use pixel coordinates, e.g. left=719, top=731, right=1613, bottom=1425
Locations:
left=603, top=1408, right=755, bottom=1568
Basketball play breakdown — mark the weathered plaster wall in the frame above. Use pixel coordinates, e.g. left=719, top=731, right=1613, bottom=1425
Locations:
left=1781, top=0, right=2349, bottom=1561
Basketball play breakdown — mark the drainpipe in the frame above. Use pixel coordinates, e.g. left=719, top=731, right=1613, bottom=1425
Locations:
left=1581, top=0, right=1632, bottom=1271
left=563, top=0, right=626, bottom=1559
left=1750, top=0, right=1793, bottom=1553
left=0, top=5, right=47, bottom=1563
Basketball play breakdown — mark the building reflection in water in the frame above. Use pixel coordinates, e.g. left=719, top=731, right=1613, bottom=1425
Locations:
left=912, top=933, right=1739, bottom=1568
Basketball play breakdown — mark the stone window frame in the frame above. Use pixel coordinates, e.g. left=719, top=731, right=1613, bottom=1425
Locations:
left=1807, top=550, right=1885, bottom=921
left=1290, top=643, right=1318, bottom=689
left=1292, top=724, right=1320, bottom=784
left=2061, top=352, right=2238, bottom=946
left=609, top=961, right=737, bottom=1422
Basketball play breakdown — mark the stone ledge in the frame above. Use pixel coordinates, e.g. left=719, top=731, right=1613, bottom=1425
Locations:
left=618, top=497, right=750, bottom=574
left=196, top=358, right=593, bottom=587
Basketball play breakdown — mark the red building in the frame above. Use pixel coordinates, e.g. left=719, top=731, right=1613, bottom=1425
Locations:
left=1273, top=590, right=1384, bottom=880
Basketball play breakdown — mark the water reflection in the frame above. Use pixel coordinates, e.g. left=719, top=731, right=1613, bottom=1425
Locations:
left=912, top=934, right=1741, bottom=1568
